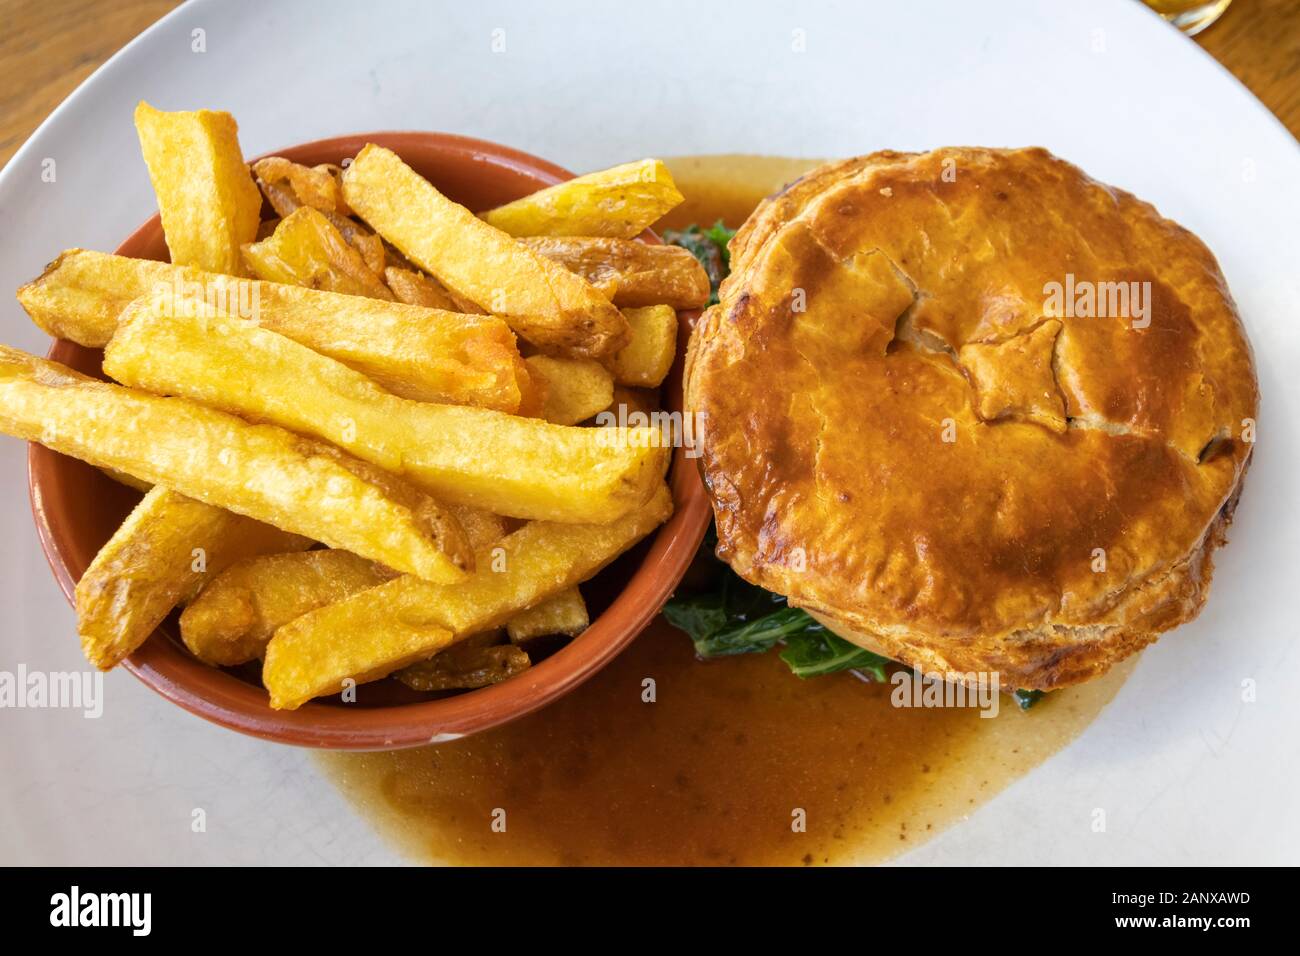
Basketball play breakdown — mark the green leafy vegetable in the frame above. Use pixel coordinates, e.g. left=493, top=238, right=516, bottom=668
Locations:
left=663, top=525, right=890, bottom=681
left=663, top=220, right=737, bottom=305
left=780, top=630, right=890, bottom=681
left=1013, top=689, right=1046, bottom=711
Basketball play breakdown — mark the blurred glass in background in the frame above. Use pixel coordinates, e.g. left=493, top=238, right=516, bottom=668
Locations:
left=1143, top=0, right=1232, bottom=36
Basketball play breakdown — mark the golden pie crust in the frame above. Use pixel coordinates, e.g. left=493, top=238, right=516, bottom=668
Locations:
left=684, top=148, right=1258, bottom=689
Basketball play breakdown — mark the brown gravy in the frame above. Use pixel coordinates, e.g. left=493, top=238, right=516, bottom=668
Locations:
left=314, top=155, right=1135, bottom=866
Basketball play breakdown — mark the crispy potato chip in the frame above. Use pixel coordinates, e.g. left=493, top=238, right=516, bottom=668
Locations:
left=264, top=615, right=454, bottom=710
left=182, top=502, right=504, bottom=666
left=17, top=250, right=528, bottom=411
left=521, top=236, right=709, bottom=309
left=133, top=102, right=261, bottom=276
left=600, top=385, right=662, bottom=422
left=77, top=487, right=312, bottom=670
left=180, top=549, right=395, bottom=666
left=480, top=159, right=683, bottom=239
left=507, top=587, right=589, bottom=644
left=105, top=300, right=669, bottom=522
left=449, top=505, right=509, bottom=551
left=611, top=305, right=678, bottom=387
left=383, top=265, right=460, bottom=310
left=0, top=345, right=471, bottom=582
left=252, top=156, right=349, bottom=215
left=255, top=176, right=385, bottom=271
left=395, top=644, right=530, bottom=691
left=242, top=206, right=393, bottom=299
left=525, top=354, right=614, bottom=425
left=98, top=467, right=152, bottom=492
left=264, top=483, right=672, bottom=709
left=341, top=144, right=630, bottom=359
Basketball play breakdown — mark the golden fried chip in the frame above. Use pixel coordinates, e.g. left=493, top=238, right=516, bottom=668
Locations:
left=341, top=144, right=630, bottom=359
left=264, top=615, right=453, bottom=710
left=133, top=102, right=261, bottom=276
left=524, top=354, right=614, bottom=425
left=383, top=265, right=460, bottom=310
left=480, top=159, right=683, bottom=239
left=0, top=345, right=471, bottom=582
left=104, top=300, right=669, bottom=522
left=506, top=587, right=589, bottom=644
left=179, top=549, right=395, bottom=666
left=76, top=487, right=312, bottom=670
left=521, top=236, right=709, bottom=309
left=181, top=502, right=502, bottom=666
left=242, top=207, right=393, bottom=299
left=599, top=385, right=661, bottom=422
left=611, top=305, right=677, bottom=387
left=17, top=250, right=528, bottom=411
left=264, top=484, right=672, bottom=709
left=251, top=156, right=349, bottom=215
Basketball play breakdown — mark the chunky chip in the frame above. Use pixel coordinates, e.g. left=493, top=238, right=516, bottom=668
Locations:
left=507, top=587, right=590, bottom=644
left=181, top=501, right=504, bottom=666
left=263, top=484, right=672, bottom=709
left=104, top=300, right=669, bottom=522
left=251, top=156, right=350, bottom=215
left=133, top=102, right=261, bottom=276
left=0, top=346, right=471, bottom=582
left=341, top=144, right=630, bottom=359
left=180, top=549, right=395, bottom=666
left=76, top=488, right=312, bottom=670
left=383, top=265, right=460, bottom=310
left=264, top=617, right=454, bottom=711
left=521, top=236, right=709, bottom=309
left=16, top=250, right=528, bottom=411
left=241, top=206, right=393, bottom=299
left=611, top=305, right=678, bottom=387
left=525, top=354, right=614, bottom=425
left=480, top=159, right=683, bottom=239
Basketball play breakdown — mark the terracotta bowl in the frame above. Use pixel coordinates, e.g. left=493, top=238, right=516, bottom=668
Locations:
left=27, top=131, right=710, bottom=749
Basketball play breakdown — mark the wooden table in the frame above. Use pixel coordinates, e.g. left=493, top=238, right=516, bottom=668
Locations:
left=1, top=0, right=1296, bottom=170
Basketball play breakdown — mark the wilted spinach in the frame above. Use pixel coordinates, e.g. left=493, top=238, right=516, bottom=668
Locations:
left=663, top=220, right=737, bottom=305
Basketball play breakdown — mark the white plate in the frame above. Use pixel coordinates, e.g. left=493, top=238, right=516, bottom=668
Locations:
left=1, top=0, right=1297, bottom=865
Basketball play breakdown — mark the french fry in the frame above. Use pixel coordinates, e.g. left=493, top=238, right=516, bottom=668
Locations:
left=241, top=207, right=393, bottom=299
left=340, top=144, right=630, bottom=359
left=251, top=157, right=350, bottom=215
left=383, top=265, right=460, bottom=310
left=448, top=505, right=510, bottom=551
left=179, top=549, right=395, bottom=666
left=263, top=484, right=672, bottom=709
left=521, top=236, right=710, bottom=309
left=480, top=159, right=683, bottom=239
left=395, top=644, right=531, bottom=691
left=180, top=502, right=505, bottom=666
left=600, top=385, right=661, bottom=422
left=77, top=488, right=312, bottom=669
left=255, top=175, right=385, bottom=272
left=0, top=346, right=472, bottom=582
left=611, top=305, right=678, bottom=387
left=133, top=102, right=261, bottom=276
left=507, top=587, right=589, bottom=644
left=98, top=467, right=152, bottom=492
left=525, top=354, right=614, bottom=425
left=104, top=300, right=669, bottom=522
left=265, top=618, right=454, bottom=710
left=16, top=250, right=529, bottom=412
